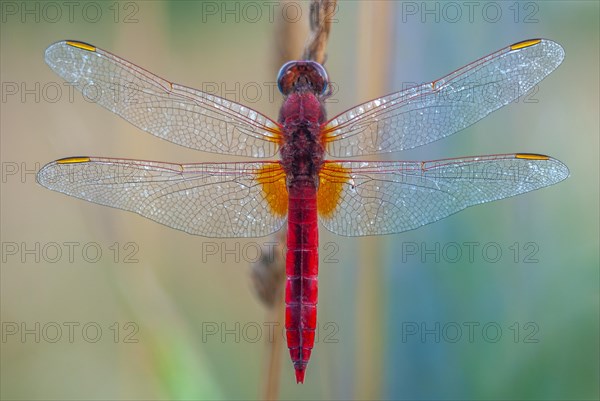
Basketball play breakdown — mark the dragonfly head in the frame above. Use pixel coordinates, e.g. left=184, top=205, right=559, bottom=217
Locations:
left=277, top=60, right=329, bottom=96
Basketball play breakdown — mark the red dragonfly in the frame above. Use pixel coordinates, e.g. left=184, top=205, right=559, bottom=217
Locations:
left=38, top=39, right=568, bottom=383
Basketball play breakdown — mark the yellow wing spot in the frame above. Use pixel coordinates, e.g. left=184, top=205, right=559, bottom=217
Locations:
left=56, top=157, right=91, bottom=164
left=515, top=153, right=550, bottom=160
left=318, top=163, right=350, bottom=218
left=65, top=41, right=96, bottom=52
left=320, top=124, right=338, bottom=144
left=510, top=39, right=541, bottom=51
left=256, top=163, right=288, bottom=217
left=266, top=125, right=284, bottom=145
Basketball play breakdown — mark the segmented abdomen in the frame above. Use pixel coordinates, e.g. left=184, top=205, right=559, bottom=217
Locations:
left=285, top=178, right=318, bottom=384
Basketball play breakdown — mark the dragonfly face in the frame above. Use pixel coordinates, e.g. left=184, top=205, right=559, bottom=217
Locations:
left=37, top=38, right=568, bottom=383
left=277, top=60, right=329, bottom=95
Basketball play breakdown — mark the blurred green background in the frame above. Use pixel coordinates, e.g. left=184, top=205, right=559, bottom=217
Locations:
left=1, top=1, right=598, bottom=400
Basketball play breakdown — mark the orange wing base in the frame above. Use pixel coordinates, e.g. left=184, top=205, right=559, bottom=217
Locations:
left=318, top=163, right=351, bottom=218
left=256, top=163, right=288, bottom=217
left=257, top=162, right=351, bottom=219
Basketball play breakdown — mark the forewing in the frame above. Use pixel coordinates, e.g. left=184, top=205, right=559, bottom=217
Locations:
left=45, top=41, right=281, bottom=157
left=318, top=155, right=569, bottom=236
left=37, top=158, right=288, bottom=238
left=323, top=39, right=564, bottom=156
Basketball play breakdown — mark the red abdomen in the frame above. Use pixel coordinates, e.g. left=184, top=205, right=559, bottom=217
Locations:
left=285, top=178, right=318, bottom=384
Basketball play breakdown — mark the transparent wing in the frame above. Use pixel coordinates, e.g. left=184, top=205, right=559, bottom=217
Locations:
left=318, top=154, right=569, bottom=236
left=45, top=41, right=281, bottom=157
left=323, top=39, right=565, bottom=156
left=37, top=157, right=288, bottom=237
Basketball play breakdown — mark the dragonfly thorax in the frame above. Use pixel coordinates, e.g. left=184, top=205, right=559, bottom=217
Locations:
left=279, top=92, right=326, bottom=185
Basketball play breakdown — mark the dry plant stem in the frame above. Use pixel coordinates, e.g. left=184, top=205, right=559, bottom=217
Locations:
left=255, top=230, right=286, bottom=399
left=302, top=0, right=337, bottom=63
left=275, top=8, right=307, bottom=64
left=251, top=233, right=286, bottom=308
left=263, top=293, right=285, bottom=400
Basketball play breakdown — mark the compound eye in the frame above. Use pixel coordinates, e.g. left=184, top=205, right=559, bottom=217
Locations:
left=309, top=62, right=329, bottom=95
left=277, top=61, right=297, bottom=95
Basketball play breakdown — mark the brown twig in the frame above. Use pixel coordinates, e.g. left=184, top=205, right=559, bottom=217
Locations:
left=250, top=230, right=286, bottom=309
left=251, top=230, right=286, bottom=400
left=274, top=5, right=306, bottom=65
left=263, top=289, right=285, bottom=400
left=302, top=0, right=337, bottom=64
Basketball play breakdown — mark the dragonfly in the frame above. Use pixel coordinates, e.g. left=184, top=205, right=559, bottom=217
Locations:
left=37, top=38, right=568, bottom=383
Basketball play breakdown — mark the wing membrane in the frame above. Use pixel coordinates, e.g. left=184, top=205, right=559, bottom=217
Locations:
left=323, top=39, right=564, bottom=156
left=45, top=41, right=281, bottom=157
left=318, top=155, right=569, bottom=236
left=37, top=157, right=287, bottom=237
